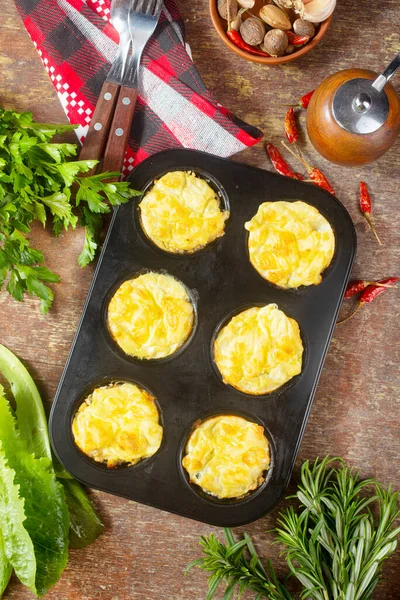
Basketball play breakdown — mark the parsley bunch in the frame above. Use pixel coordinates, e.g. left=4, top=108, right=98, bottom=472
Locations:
left=0, top=108, right=139, bottom=313
left=188, top=457, right=400, bottom=600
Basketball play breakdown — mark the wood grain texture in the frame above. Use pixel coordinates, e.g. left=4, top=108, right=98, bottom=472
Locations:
left=102, top=86, right=138, bottom=174
left=0, top=1, right=399, bottom=599
left=79, top=80, right=120, bottom=166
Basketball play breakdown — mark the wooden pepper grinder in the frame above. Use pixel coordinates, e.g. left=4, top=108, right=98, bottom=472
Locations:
left=306, top=53, right=400, bottom=166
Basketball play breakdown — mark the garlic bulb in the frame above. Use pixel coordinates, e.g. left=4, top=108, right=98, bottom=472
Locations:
left=237, top=0, right=255, bottom=8
left=303, top=0, right=336, bottom=23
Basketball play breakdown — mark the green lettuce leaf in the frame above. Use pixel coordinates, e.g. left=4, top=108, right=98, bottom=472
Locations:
left=0, top=528, right=12, bottom=598
left=0, top=387, right=36, bottom=593
left=61, top=480, right=104, bottom=549
left=0, top=344, right=51, bottom=461
left=0, top=344, right=103, bottom=550
left=0, top=391, right=69, bottom=596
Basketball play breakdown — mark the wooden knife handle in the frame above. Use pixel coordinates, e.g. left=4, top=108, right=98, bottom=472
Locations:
left=79, top=80, right=120, bottom=173
left=101, top=86, right=138, bottom=179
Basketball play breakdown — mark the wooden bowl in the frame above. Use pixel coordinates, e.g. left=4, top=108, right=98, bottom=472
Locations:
left=209, top=0, right=333, bottom=65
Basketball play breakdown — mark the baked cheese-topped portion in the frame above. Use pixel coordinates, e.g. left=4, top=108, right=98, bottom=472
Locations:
left=182, top=415, right=270, bottom=499
left=107, top=272, right=194, bottom=360
left=214, top=304, right=303, bottom=395
left=245, top=201, right=335, bottom=288
left=72, top=382, right=163, bottom=468
left=139, top=171, right=229, bottom=253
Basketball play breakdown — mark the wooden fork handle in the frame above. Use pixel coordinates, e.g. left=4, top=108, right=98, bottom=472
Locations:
left=101, top=86, right=138, bottom=179
left=79, top=81, right=120, bottom=173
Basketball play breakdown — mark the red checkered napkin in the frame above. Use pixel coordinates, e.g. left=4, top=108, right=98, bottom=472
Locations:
left=14, top=0, right=263, bottom=176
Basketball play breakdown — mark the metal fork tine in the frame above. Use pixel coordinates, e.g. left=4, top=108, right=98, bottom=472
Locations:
left=154, top=0, right=163, bottom=15
left=145, top=0, right=156, bottom=15
left=131, top=0, right=145, bottom=13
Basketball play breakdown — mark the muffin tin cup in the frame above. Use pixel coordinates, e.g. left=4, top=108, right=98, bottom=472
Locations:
left=178, top=410, right=276, bottom=506
left=210, top=302, right=309, bottom=400
left=66, top=377, right=164, bottom=476
left=50, top=149, right=356, bottom=527
left=102, top=268, right=199, bottom=364
left=136, top=166, right=230, bottom=257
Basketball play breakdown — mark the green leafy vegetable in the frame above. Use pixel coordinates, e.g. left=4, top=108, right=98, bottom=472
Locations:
left=0, top=389, right=69, bottom=596
left=188, top=457, right=400, bottom=600
left=0, top=344, right=104, bottom=595
left=0, top=344, right=51, bottom=461
left=61, top=479, right=104, bottom=549
left=0, top=528, right=12, bottom=598
left=0, top=107, right=140, bottom=312
left=0, top=430, right=36, bottom=593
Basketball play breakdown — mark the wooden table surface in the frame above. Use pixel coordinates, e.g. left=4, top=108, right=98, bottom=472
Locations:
left=1, top=1, right=399, bottom=599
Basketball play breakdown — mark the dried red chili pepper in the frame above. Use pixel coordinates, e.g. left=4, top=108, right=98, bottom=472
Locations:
left=226, top=30, right=270, bottom=56
left=339, top=277, right=399, bottom=323
left=286, top=91, right=315, bottom=109
left=284, top=108, right=299, bottom=144
left=359, top=181, right=382, bottom=245
left=286, top=31, right=311, bottom=46
left=344, top=278, right=397, bottom=299
left=281, top=141, right=336, bottom=196
left=298, top=90, right=315, bottom=108
left=266, top=142, right=303, bottom=180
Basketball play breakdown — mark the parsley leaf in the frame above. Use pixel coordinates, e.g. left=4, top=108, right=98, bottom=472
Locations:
left=0, top=106, right=139, bottom=312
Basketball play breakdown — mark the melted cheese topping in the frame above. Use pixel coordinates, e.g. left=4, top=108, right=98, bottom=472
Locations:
left=214, top=304, right=303, bottom=395
left=139, top=171, right=229, bottom=253
left=182, top=415, right=270, bottom=499
left=72, top=383, right=163, bottom=468
left=245, top=201, right=335, bottom=288
left=107, top=272, right=194, bottom=360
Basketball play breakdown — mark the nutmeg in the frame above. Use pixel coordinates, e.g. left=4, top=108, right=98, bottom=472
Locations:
left=259, top=5, right=291, bottom=30
left=217, top=0, right=238, bottom=21
left=293, top=18, right=315, bottom=37
left=263, top=29, right=289, bottom=56
left=240, top=17, right=265, bottom=46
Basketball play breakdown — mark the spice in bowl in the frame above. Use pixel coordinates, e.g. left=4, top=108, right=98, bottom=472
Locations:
left=216, top=0, right=335, bottom=60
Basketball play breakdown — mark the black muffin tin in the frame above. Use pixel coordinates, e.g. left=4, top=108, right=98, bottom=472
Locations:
left=50, top=149, right=356, bottom=526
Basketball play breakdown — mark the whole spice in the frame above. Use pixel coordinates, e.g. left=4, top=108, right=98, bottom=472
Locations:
left=286, top=30, right=311, bottom=45
left=265, top=143, right=303, bottom=180
left=344, top=277, right=398, bottom=299
left=339, top=277, right=399, bottom=323
left=227, top=29, right=271, bottom=55
left=281, top=141, right=336, bottom=195
left=285, top=44, right=295, bottom=54
left=240, top=17, right=265, bottom=46
left=303, top=0, right=337, bottom=23
left=297, top=89, right=315, bottom=108
left=237, top=0, right=255, bottom=7
left=263, top=29, right=289, bottom=56
left=284, top=107, right=299, bottom=144
left=293, top=18, right=315, bottom=36
left=360, top=181, right=382, bottom=245
left=188, top=456, right=400, bottom=600
left=259, top=4, right=292, bottom=29
left=230, top=7, right=247, bottom=30
left=218, top=0, right=238, bottom=20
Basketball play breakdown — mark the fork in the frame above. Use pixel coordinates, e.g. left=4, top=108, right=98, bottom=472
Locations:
left=79, top=0, right=133, bottom=166
left=101, top=0, right=164, bottom=175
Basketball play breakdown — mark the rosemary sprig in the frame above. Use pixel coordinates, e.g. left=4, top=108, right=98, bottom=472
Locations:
left=185, top=528, right=294, bottom=600
left=188, top=457, right=400, bottom=600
